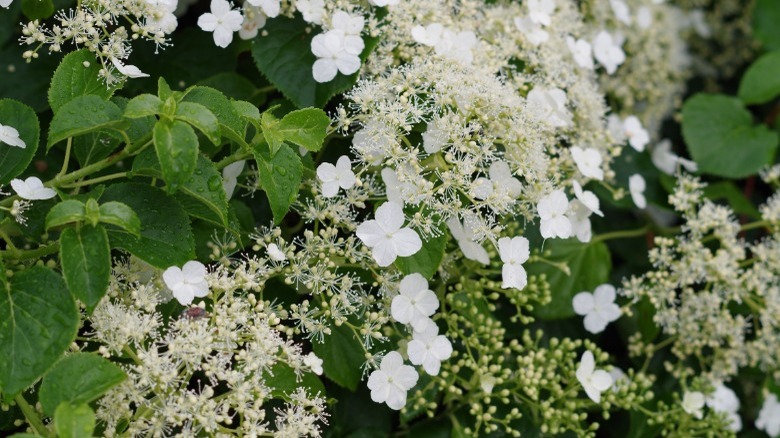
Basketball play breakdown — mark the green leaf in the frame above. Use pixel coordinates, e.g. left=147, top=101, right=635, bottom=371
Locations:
left=54, top=403, right=95, bottom=438
left=21, top=0, right=54, bottom=21
left=101, top=183, right=195, bottom=268
left=232, top=100, right=261, bottom=126
left=48, top=50, right=118, bottom=113
left=682, top=93, right=778, bottom=179
left=0, top=267, right=78, bottom=397
left=112, top=96, right=156, bottom=148
left=175, top=101, right=221, bottom=145
left=251, top=15, right=377, bottom=108
left=39, top=352, right=126, bottom=416
left=98, top=201, right=141, bottom=236
left=198, top=72, right=259, bottom=102
left=124, top=94, right=162, bottom=118
left=181, top=86, right=244, bottom=144
left=72, top=132, right=121, bottom=167
left=48, top=95, right=126, bottom=149
left=252, top=143, right=303, bottom=224
left=527, top=240, right=611, bottom=320
left=265, top=362, right=326, bottom=398
left=0, top=99, right=39, bottom=185
left=45, top=200, right=87, bottom=229
left=738, top=52, right=780, bottom=105
left=59, top=225, right=111, bottom=313
left=276, top=108, right=330, bottom=152
left=395, top=232, right=446, bottom=280
left=754, top=0, right=780, bottom=51
left=312, top=323, right=364, bottom=390
left=260, top=111, right=285, bottom=154
left=153, top=118, right=199, bottom=192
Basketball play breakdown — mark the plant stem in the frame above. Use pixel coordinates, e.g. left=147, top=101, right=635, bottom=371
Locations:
left=0, top=242, right=60, bottom=260
left=57, top=137, right=72, bottom=178
left=216, top=151, right=252, bottom=170
left=59, top=171, right=129, bottom=188
left=15, top=394, right=48, bottom=436
left=592, top=225, right=651, bottom=243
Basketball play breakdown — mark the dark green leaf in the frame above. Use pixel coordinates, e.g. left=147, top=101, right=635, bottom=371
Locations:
left=39, top=352, right=126, bottom=416
left=754, top=0, right=780, bottom=51
left=0, top=99, right=39, bottom=185
left=181, top=86, right=244, bottom=144
left=528, top=240, right=612, bottom=320
left=112, top=96, right=155, bottom=148
left=124, top=94, right=162, bottom=118
left=0, top=267, right=78, bottom=397
left=45, top=200, right=87, bottom=229
left=54, top=403, right=95, bottom=438
left=60, top=225, right=111, bottom=312
left=682, top=93, right=778, bottom=179
left=48, top=95, right=126, bottom=149
left=265, top=362, right=325, bottom=398
left=198, top=72, right=259, bottom=101
left=312, top=323, right=364, bottom=390
left=21, top=0, right=54, bottom=21
left=98, top=201, right=141, bottom=236
left=153, top=118, right=199, bottom=192
left=175, top=101, right=221, bottom=145
left=252, top=143, right=303, bottom=224
left=395, top=232, right=446, bottom=280
left=101, top=183, right=195, bottom=268
left=72, top=132, right=121, bottom=167
left=48, top=50, right=117, bottom=113
left=738, top=52, right=780, bottom=105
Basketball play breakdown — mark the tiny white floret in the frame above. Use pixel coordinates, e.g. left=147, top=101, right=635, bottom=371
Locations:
left=572, top=284, right=621, bottom=334
left=317, top=155, right=356, bottom=198
left=498, top=236, right=530, bottom=290
left=629, top=174, right=647, bottom=209
left=407, top=323, right=453, bottom=376
left=367, top=351, right=419, bottom=410
left=576, top=350, right=613, bottom=403
left=356, top=202, right=422, bottom=267
left=0, top=123, right=26, bottom=148
left=391, top=273, right=439, bottom=331
left=163, top=260, right=210, bottom=306
left=198, top=0, right=244, bottom=48
left=10, top=176, right=56, bottom=200
left=682, top=391, right=705, bottom=419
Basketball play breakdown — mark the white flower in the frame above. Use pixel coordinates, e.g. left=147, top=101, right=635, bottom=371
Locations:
left=238, top=5, right=267, bottom=40
left=756, top=394, right=780, bottom=437
left=607, top=114, right=626, bottom=143
left=368, top=0, right=399, bottom=6
left=391, top=273, right=439, bottom=331
left=110, top=58, right=149, bottom=79
left=407, top=323, right=453, bottom=376
left=499, top=236, right=530, bottom=290
left=570, top=146, right=603, bottom=180
left=705, top=384, right=741, bottom=432
left=527, top=87, right=571, bottom=128
left=411, top=23, right=444, bottom=47
left=514, top=17, right=549, bottom=46
left=682, top=391, right=705, bottom=419
left=527, top=0, right=555, bottom=26
left=637, top=6, right=652, bottom=29
left=10, top=177, right=56, bottom=200
left=538, top=190, right=572, bottom=239
left=163, top=260, right=210, bottom=305
left=592, top=31, right=625, bottom=75
left=317, top=155, right=356, bottom=198
left=356, top=202, right=422, bottom=266
left=472, top=160, right=523, bottom=200
left=353, top=119, right=393, bottom=165
left=1, top=0, right=12, bottom=8
left=446, top=215, right=489, bottom=265
left=629, top=174, right=647, bottom=209
left=367, top=351, right=419, bottom=410
left=267, top=243, right=286, bottom=262
left=576, top=351, right=613, bottom=403
left=311, top=30, right=362, bottom=83
left=567, top=200, right=593, bottom=243
left=304, top=352, right=323, bottom=375
left=566, top=37, right=594, bottom=70
left=0, top=123, right=26, bottom=148
left=572, top=181, right=603, bottom=217
left=144, top=0, right=178, bottom=34
left=331, top=10, right=364, bottom=36
left=651, top=139, right=698, bottom=175
left=610, top=0, right=631, bottom=25
left=623, top=116, right=649, bottom=152
left=422, top=119, right=448, bottom=154
left=222, top=160, right=245, bottom=198
left=197, top=0, right=244, bottom=48
left=381, top=168, right=405, bottom=205
left=572, top=284, right=621, bottom=334
left=244, top=0, right=278, bottom=17
left=296, top=0, right=325, bottom=24
left=434, top=29, right=478, bottom=65
left=609, top=367, right=628, bottom=390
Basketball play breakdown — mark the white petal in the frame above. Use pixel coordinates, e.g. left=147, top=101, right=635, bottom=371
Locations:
left=391, top=296, right=414, bottom=324
left=162, top=266, right=185, bottom=290
left=460, top=241, right=490, bottom=265
left=590, top=370, right=613, bottom=391
left=312, top=58, right=338, bottom=83
left=583, top=312, right=608, bottom=334
left=384, top=388, right=408, bottom=410
left=393, top=228, right=422, bottom=257
left=356, top=220, right=385, bottom=248
left=212, top=26, right=235, bottom=48
left=321, top=180, right=340, bottom=197
left=371, top=239, right=398, bottom=267
left=501, top=263, right=528, bottom=290
left=182, top=260, right=207, bottom=280
left=334, top=52, right=361, bottom=75
left=572, top=292, right=595, bottom=315
left=593, top=284, right=616, bottom=304
left=375, top=202, right=405, bottom=232
left=198, top=13, right=219, bottom=32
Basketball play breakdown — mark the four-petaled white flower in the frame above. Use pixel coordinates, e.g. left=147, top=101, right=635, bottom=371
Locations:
left=198, top=0, right=244, bottom=48
left=629, top=174, right=647, bottom=209
left=222, top=160, right=245, bottom=198
left=572, top=181, right=603, bottom=217
left=311, top=30, right=363, bottom=83
left=651, top=139, right=698, bottom=175
left=682, top=391, right=705, bottom=419
left=267, top=243, right=286, bottom=262
left=163, top=260, right=210, bottom=305
left=576, top=350, right=613, bottom=403
left=572, top=284, right=621, bottom=334
left=11, top=176, right=56, bottom=200
left=527, top=0, right=555, bottom=26
left=356, top=202, right=422, bottom=266
left=332, top=10, right=365, bottom=36
left=110, top=57, right=149, bottom=79
left=538, top=190, right=572, bottom=239
left=570, top=146, right=604, bottom=180
left=622, top=116, right=649, bottom=152
left=304, top=352, right=323, bottom=375
left=566, top=36, right=594, bottom=70
left=411, top=23, right=444, bottom=47
left=592, top=31, right=625, bottom=75
left=0, top=123, right=26, bottom=148
left=407, top=323, right=453, bottom=376
left=705, top=383, right=742, bottom=432
left=296, top=0, right=325, bottom=24
left=527, top=86, right=572, bottom=128
left=567, top=199, right=594, bottom=242
left=610, top=0, right=632, bottom=25
left=514, top=17, right=549, bottom=46
left=447, top=214, right=489, bottom=265
left=367, top=351, right=419, bottom=410
left=756, top=393, right=780, bottom=438
left=391, top=273, right=439, bottom=331
left=317, top=155, right=356, bottom=198
left=244, top=0, right=279, bottom=17
left=499, top=236, right=530, bottom=290
left=238, top=5, right=267, bottom=40
left=412, top=24, right=477, bottom=65
left=472, top=160, right=523, bottom=200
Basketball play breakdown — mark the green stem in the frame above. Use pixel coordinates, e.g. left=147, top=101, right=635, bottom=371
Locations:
left=59, top=171, right=129, bottom=188
left=215, top=151, right=252, bottom=170
left=15, top=394, right=48, bottom=436
left=592, top=225, right=651, bottom=243
left=0, top=242, right=60, bottom=260
left=57, top=137, right=72, bottom=178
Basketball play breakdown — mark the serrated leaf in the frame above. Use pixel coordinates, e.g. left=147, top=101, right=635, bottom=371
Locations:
left=101, top=183, right=195, bottom=268
left=45, top=200, right=87, bottom=229
left=182, top=86, right=244, bottom=145
left=528, top=239, right=611, bottom=320
left=738, top=52, right=780, bottom=105
left=0, top=99, right=39, bottom=185
left=59, top=225, right=110, bottom=313
left=277, top=108, right=330, bottom=152
left=54, top=403, right=95, bottom=438
left=48, top=50, right=117, bottom=112
left=0, top=267, right=78, bottom=397
left=153, top=118, right=199, bottom=192
left=175, top=101, right=221, bottom=145
left=261, top=111, right=285, bottom=154
left=48, top=95, right=126, bottom=149
left=252, top=143, right=303, bottom=224
left=312, top=323, right=364, bottom=391
left=39, top=352, right=126, bottom=416
left=232, top=100, right=261, bottom=127
left=395, top=232, right=446, bottom=280
left=682, top=93, right=778, bottom=179
left=124, top=93, right=162, bottom=118
left=98, top=201, right=141, bottom=236
left=112, top=96, right=155, bottom=148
